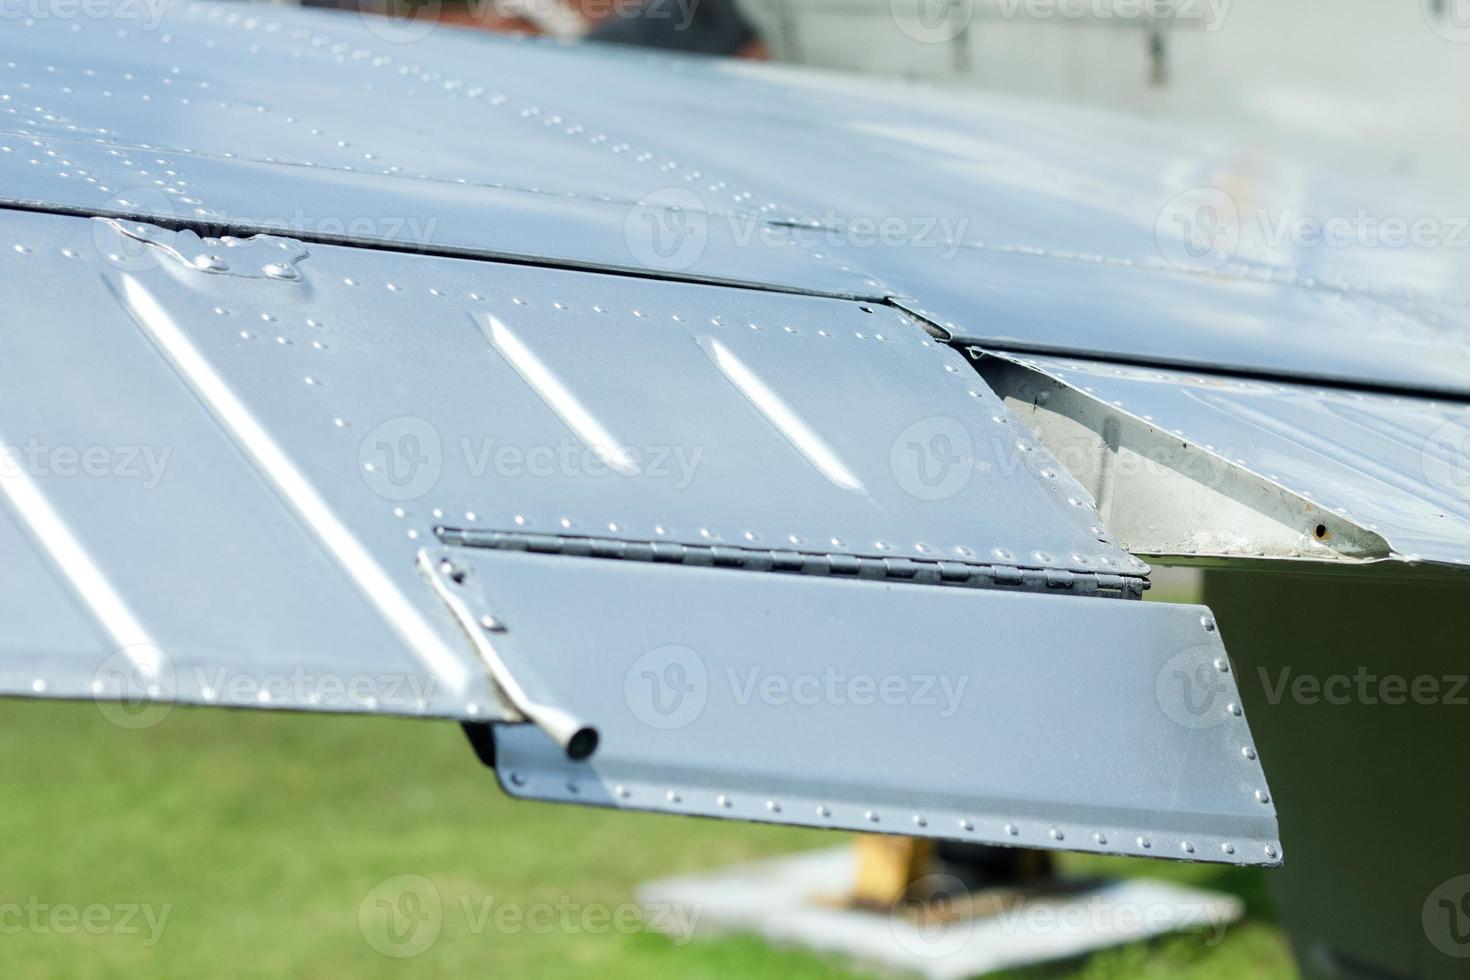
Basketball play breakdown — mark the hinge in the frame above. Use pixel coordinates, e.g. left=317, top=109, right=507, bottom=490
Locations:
left=436, top=527, right=1148, bottom=599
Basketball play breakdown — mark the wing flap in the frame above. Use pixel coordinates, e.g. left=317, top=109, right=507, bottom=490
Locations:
left=454, top=547, right=1281, bottom=865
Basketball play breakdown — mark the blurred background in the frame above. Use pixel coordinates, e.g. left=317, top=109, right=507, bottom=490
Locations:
left=311, top=0, right=1470, bottom=177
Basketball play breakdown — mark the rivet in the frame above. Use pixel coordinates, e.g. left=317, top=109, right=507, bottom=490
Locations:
left=1005, top=823, right=1018, bottom=836
left=479, top=614, right=506, bottom=633
left=1201, top=614, right=1216, bottom=632
left=717, top=794, right=732, bottom=808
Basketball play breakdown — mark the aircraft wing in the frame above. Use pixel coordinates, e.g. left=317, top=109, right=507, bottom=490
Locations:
left=4, top=1, right=1466, bottom=867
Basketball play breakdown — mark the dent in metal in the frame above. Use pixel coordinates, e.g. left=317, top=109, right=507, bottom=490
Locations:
left=103, top=218, right=310, bottom=281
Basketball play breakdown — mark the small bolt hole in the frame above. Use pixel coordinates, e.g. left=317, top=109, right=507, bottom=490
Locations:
left=1313, top=524, right=1329, bottom=541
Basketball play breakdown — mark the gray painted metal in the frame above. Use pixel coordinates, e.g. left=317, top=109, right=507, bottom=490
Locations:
left=981, top=352, right=1470, bottom=570
left=461, top=547, right=1281, bottom=866
left=888, top=250, right=1470, bottom=396
left=0, top=214, right=507, bottom=719
left=0, top=207, right=1138, bottom=721
left=2, top=2, right=1469, bottom=394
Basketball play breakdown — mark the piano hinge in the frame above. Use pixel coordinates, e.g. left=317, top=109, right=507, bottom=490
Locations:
left=435, top=527, right=1147, bottom=599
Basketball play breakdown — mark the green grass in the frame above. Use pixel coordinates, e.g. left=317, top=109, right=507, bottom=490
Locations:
left=0, top=698, right=1295, bottom=978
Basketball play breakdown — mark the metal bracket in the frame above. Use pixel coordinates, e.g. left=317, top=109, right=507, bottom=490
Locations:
left=419, top=549, right=599, bottom=760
